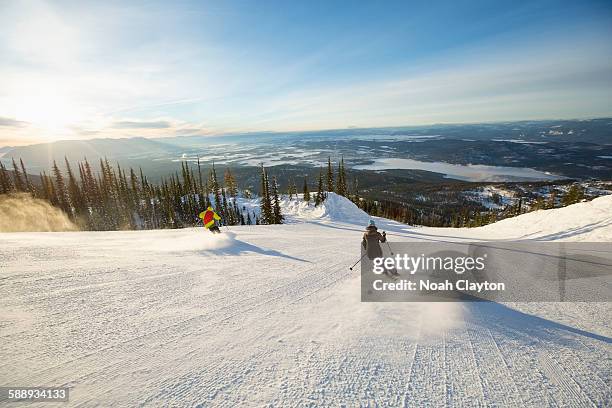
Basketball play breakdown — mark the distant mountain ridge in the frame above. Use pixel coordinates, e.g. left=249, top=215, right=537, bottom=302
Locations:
left=1, top=137, right=184, bottom=169
left=1, top=118, right=610, bottom=178
left=4, top=117, right=612, bottom=151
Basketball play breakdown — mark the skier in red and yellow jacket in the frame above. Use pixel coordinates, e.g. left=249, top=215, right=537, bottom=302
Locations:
left=199, top=206, right=222, bottom=233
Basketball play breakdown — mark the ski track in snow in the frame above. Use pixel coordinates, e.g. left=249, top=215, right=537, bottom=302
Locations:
left=1, top=195, right=611, bottom=407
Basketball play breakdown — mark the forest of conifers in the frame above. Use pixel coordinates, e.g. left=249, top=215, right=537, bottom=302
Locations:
left=0, top=156, right=586, bottom=231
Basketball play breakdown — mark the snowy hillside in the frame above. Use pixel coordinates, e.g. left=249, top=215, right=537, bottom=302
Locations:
left=394, top=194, right=612, bottom=242
left=471, top=195, right=612, bottom=241
left=233, top=192, right=372, bottom=225
left=280, top=192, right=372, bottom=225
left=1, top=195, right=611, bottom=406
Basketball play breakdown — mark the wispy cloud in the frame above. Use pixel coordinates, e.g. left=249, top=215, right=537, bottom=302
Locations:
left=199, top=32, right=612, bottom=131
left=112, top=120, right=172, bottom=129
left=0, top=117, right=28, bottom=127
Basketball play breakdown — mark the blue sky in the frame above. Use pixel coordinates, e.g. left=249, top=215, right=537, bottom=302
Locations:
left=0, top=0, right=611, bottom=145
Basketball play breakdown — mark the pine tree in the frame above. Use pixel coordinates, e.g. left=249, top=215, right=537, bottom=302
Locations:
left=197, top=158, right=204, bottom=200
left=287, top=177, right=294, bottom=200
left=52, top=161, right=70, bottom=214
left=303, top=177, right=310, bottom=203
left=548, top=191, right=557, bottom=209
left=351, top=177, right=359, bottom=201
left=128, top=167, right=142, bottom=228
left=336, top=156, right=347, bottom=196
left=562, top=184, right=584, bottom=206
left=221, top=187, right=230, bottom=224
left=20, top=159, right=34, bottom=194
left=533, top=196, right=545, bottom=211
left=115, top=163, right=133, bottom=228
left=259, top=165, right=273, bottom=224
left=210, top=163, right=222, bottom=215
left=203, top=178, right=211, bottom=207
left=85, top=160, right=102, bottom=226
left=0, top=161, right=13, bottom=193
left=224, top=168, right=238, bottom=197
left=315, top=170, right=324, bottom=206
left=65, top=158, right=84, bottom=220
left=129, top=168, right=139, bottom=202
left=272, top=176, right=283, bottom=224
left=39, top=171, right=53, bottom=202
left=11, top=158, right=25, bottom=192
left=326, top=157, right=334, bottom=194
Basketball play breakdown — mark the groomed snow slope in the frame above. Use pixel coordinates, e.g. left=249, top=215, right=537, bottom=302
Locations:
left=1, top=195, right=611, bottom=406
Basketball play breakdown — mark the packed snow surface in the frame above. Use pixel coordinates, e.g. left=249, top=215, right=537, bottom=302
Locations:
left=1, top=194, right=611, bottom=406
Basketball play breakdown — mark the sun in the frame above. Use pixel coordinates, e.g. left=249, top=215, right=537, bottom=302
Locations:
left=14, top=93, right=79, bottom=134
left=13, top=91, right=82, bottom=139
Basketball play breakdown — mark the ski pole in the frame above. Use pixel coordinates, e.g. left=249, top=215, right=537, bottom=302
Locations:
left=384, top=235, right=394, bottom=255
left=349, top=253, right=367, bottom=270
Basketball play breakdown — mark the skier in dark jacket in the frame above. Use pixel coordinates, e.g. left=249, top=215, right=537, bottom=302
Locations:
left=362, top=220, right=399, bottom=278
left=362, top=219, right=386, bottom=260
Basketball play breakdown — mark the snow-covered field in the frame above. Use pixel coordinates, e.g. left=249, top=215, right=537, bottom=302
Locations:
left=1, top=195, right=611, bottom=406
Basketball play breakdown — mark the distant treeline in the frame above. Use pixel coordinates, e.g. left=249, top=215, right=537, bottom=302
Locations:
left=355, top=183, right=587, bottom=228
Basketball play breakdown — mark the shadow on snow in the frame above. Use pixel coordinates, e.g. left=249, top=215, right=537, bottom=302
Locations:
left=465, top=299, right=612, bottom=345
left=206, top=238, right=311, bottom=263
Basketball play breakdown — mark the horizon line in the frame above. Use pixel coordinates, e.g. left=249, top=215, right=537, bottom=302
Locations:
left=2, top=114, right=611, bottom=150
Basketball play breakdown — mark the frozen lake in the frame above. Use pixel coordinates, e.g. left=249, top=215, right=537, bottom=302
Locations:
left=353, top=158, right=563, bottom=182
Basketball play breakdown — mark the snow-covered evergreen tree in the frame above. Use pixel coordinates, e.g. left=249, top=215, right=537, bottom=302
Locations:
left=209, top=163, right=222, bottom=216
left=52, top=160, right=70, bottom=215
left=336, top=156, right=347, bottom=197
left=259, top=165, right=273, bottom=224
left=272, top=176, right=283, bottom=224
left=326, top=157, right=334, bottom=193
left=303, top=177, right=310, bottom=203
left=315, top=170, right=324, bottom=206
left=287, top=177, right=294, bottom=200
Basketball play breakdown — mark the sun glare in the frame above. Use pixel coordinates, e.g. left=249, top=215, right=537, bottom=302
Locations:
left=12, top=92, right=81, bottom=139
